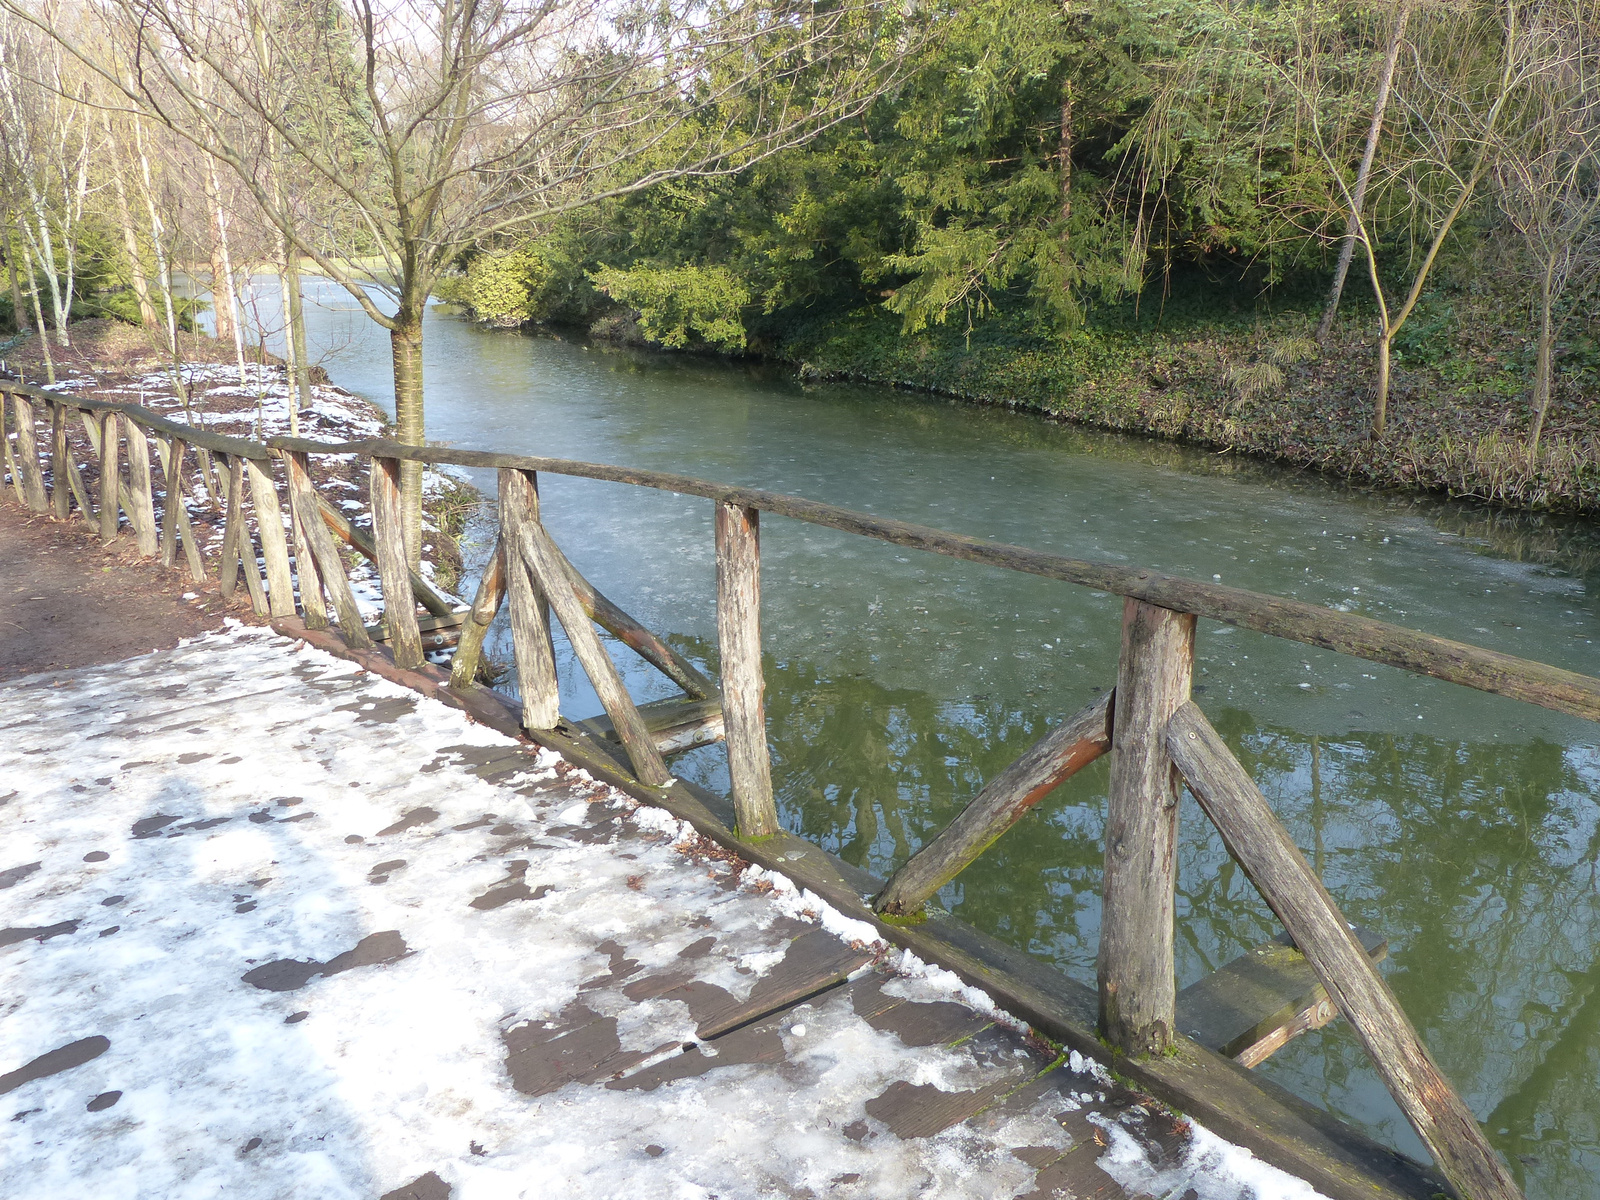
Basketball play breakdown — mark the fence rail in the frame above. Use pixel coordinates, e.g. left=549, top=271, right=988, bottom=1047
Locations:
left=5, top=376, right=1557, bottom=1200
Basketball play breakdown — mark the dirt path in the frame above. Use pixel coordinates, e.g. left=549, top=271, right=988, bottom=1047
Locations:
left=0, top=501, right=256, bottom=681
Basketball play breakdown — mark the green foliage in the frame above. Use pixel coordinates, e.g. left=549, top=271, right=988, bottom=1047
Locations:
left=464, top=247, right=551, bottom=326
left=590, top=264, right=752, bottom=351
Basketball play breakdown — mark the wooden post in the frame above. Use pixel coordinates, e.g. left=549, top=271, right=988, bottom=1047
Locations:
left=715, top=501, right=780, bottom=839
left=283, top=450, right=369, bottom=646
left=218, top=453, right=241, bottom=600
left=497, top=469, right=560, bottom=730
left=227, top=455, right=269, bottom=615
left=98, top=411, right=121, bottom=544
left=314, top=495, right=458, bottom=619
left=876, top=690, right=1114, bottom=917
left=1166, top=702, right=1525, bottom=1200
left=62, top=434, right=96, bottom=532
left=285, top=458, right=329, bottom=630
left=1098, top=598, right=1195, bottom=1059
left=1, top=391, right=23, bottom=506
left=246, top=457, right=297, bottom=619
left=123, top=420, right=160, bottom=557
left=518, top=515, right=672, bottom=786
left=49, top=400, right=69, bottom=520
left=449, top=532, right=507, bottom=689
left=370, top=456, right=425, bottom=668
left=11, top=394, right=49, bottom=513
left=156, top=437, right=205, bottom=582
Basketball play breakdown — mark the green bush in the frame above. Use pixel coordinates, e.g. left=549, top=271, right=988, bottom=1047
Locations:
left=590, top=264, right=751, bottom=351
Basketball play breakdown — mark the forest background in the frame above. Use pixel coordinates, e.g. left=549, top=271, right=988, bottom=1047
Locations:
left=4, top=0, right=1600, bottom=527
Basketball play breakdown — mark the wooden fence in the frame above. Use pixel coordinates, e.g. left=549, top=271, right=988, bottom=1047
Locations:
left=6, top=377, right=1574, bottom=1200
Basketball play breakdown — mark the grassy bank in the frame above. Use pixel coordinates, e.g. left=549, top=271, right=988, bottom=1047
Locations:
left=775, top=295, right=1600, bottom=518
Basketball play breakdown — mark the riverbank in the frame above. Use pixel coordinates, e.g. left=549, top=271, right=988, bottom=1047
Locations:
left=1, top=319, right=480, bottom=597
left=771, top=304, right=1600, bottom=519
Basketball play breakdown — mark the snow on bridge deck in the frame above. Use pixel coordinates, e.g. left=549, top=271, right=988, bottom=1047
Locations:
left=0, top=627, right=1321, bottom=1200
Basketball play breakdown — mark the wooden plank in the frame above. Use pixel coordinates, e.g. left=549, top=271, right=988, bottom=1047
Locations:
left=449, top=532, right=506, bottom=688
left=266, top=432, right=1600, bottom=726
left=10, top=394, right=49, bottom=513
left=156, top=437, right=205, bottom=582
left=2, top=381, right=271, bottom=460
left=49, top=399, right=69, bottom=520
left=97, top=411, right=121, bottom=544
left=497, top=469, right=560, bottom=730
left=62, top=431, right=96, bottom=532
left=1166, top=700, right=1524, bottom=1200
left=1178, top=927, right=1388, bottom=1065
left=577, top=695, right=725, bottom=756
left=1099, top=599, right=1194, bottom=1058
left=519, top=516, right=671, bottom=786
left=875, top=690, right=1113, bottom=918
left=217, top=453, right=241, bottom=601
left=316, top=496, right=457, bottom=618
left=245, top=457, right=296, bottom=618
left=285, top=455, right=329, bottom=631
left=283, top=450, right=370, bottom=648
left=715, top=501, right=778, bottom=838
left=270, top=614, right=1449, bottom=1200
left=123, top=421, right=160, bottom=556
left=369, top=456, right=424, bottom=669
left=230, top=455, right=269, bottom=616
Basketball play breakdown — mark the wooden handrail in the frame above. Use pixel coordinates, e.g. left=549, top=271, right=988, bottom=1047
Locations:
left=262, top=433, right=1600, bottom=726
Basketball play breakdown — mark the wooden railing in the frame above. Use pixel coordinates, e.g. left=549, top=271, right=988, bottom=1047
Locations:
left=6, top=377, right=1571, bottom=1200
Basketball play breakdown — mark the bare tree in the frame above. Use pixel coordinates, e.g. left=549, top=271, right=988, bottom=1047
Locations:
left=25, top=0, right=915, bottom=565
left=1493, top=0, right=1600, bottom=452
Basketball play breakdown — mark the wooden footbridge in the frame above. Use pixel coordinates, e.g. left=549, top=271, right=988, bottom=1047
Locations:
left=6, top=377, right=1590, bottom=1200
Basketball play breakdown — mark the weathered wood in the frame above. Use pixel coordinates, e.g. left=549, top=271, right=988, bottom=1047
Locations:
left=715, top=501, right=779, bottom=839
left=268, top=433, right=1600, bottom=726
left=49, top=400, right=69, bottom=519
left=62, top=432, right=96, bottom=532
left=1178, top=927, right=1388, bottom=1065
left=1, top=391, right=25, bottom=506
left=1099, top=599, right=1195, bottom=1059
left=97, top=411, right=121, bottom=544
left=315, top=496, right=457, bottom=619
left=155, top=437, right=205, bottom=582
left=3, top=381, right=271, bottom=460
left=123, top=423, right=160, bottom=557
left=1166, top=701, right=1524, bottom=1200
left=10, top=394, right=49, bottom=513
left=578, top=695, right=726, bottom=756
left=285, top=455, right=329, bottom=630
left=245, top=457, right=296, bottom=618
left=370, top=456, right=425, bottom=669
left=449, top=533, right=506, bottom=689
left=497, top=469, right=560, bottom=730
left=217, top=453, right=241, bottom=601
left=875, top=690, right=1114, bottom=918
left=365, top=610, right=465, bottom=646
left=519, top=516, right=672, bottom=786
left=225, top=455, right=269, bottom=615
left=283, top=450, right=370, bottom=647
left=275, top=613, right=1447, bottom=1200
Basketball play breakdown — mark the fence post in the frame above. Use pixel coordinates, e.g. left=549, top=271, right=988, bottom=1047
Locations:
left=449, top=533, right=506, bottom=689
left=715, top=501, right=780, bottom=839
left=283, top=450, right=370, bottom=647
left=246, top=457, right=297, bottom=619
left=123, top=421, right=160, bottom=557
left=370, top=456, right=425, bottom=668
left=1098, top=597, right=1195, bottom=1058
left=49, top=400, right=69, bottom=520
left=498, top=468, right=560, bottom=729
left=11, top=393, right=49, bottom=513
left=97, top=411, right=121, bottom=544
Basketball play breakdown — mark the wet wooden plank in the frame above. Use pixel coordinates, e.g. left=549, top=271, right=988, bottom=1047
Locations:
left=1178, top=926, right=1388, bottom=1066
left=577, top=695, right=726, bottom=756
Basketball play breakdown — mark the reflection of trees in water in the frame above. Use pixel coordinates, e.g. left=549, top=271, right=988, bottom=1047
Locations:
left=677, top=638, right=1600, bottom=1197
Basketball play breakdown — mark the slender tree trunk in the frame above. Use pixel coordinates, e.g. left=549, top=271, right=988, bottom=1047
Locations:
left=1059, top=76, right=1074, bottom=233
left=29, top=210, right=66, bottom=347
left=133, top=119, right=187, bottom=409
left=1317, top=1, right=1410, bottom=344
left=283, top=250, right=314, bottom=410
left=5, top=221, right=27, bottom=334
left=1375, top=334, right=1392, bottom=434
left=204, top=158, right=235, bottom=346
left=1531, top=251, right=1557, bottom=454
left=390, top=303, right=426, bottom=570
left=20, top=239, right=53, bottom=384
left=102, top=114, right=158, bottom=328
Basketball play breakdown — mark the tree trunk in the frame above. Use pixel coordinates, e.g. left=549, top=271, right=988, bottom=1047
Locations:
left=1375, top=334, right=1392, bottom=436
left=1317, top=1, right=1410, bottom=344
left=204, top=159, right=235, bottom=346
left=1531, top=252, right=1556, bottom=455
left=390, top=308, right=426, bottom=570
left=1059, top=77, right=1074, bottom=234
left=20, top=238, right=54, bottom=384
left=6, top=220, right=27, bottom=333
left=102, top=115, right=158, bottom=329
left=283, top=250, right=314, bottom=410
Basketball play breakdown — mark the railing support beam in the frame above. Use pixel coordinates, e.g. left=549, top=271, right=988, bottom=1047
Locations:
left=716, top=501, right=779, bottom=839
left=497, top=468, right=560, bottom=730
left=370, top=456, right=425, bottom=668
left=1098, top=598, right=1195, bottom=1058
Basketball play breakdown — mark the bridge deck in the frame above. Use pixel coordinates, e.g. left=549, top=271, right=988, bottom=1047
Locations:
left=0, top=628, right=1306, bottom=1199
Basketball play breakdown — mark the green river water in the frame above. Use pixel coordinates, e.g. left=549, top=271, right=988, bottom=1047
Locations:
left=251, top=278, right=1599, bottom=1197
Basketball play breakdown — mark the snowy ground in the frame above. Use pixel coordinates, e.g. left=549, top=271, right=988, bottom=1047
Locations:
left=0, top=628, right=1325, bottom=1199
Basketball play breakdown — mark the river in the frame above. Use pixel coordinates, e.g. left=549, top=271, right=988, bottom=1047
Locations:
left=220, top=275, right=1600, bottom=1197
